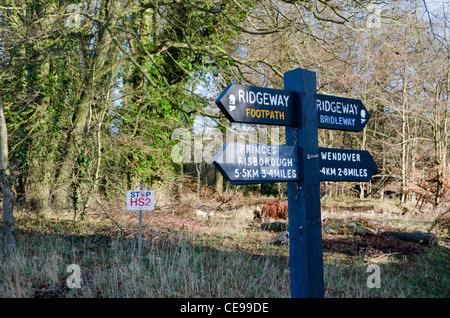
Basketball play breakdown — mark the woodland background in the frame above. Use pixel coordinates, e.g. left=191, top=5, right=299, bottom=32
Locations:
left=0, top=0, right=449, bottom=253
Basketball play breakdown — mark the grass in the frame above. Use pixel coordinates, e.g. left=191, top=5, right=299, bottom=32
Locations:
left=322, top=248, right=450, bottom=298
left=0, top=231, right=290, bottom=298
left=0, top=196, right=449, bottom=298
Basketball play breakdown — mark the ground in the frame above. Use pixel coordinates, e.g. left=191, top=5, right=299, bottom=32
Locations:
left=4, top=190, right=449, bottom=298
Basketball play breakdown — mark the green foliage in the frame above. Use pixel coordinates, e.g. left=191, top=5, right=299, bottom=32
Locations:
left=1, top=0, right=241, bottom=210
left=2, top=0, right=445, bottom=216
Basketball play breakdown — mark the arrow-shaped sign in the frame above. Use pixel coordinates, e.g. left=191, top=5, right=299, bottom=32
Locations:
left=318, top=147, right=377, bottom=182
left=317, top=94, right=370, bottom=132
left=216, top=84, right=296, bottom=126
left=213, top=143, right=300, bottom=185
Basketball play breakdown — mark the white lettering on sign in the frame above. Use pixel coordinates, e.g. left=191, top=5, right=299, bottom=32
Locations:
left=127, top=190, right=155, bottom=210
left=320, top=151, right=361, bottom=162
left=319, top=115, right=356, bottom=127
left=234, top=168, right=297, bottom=179
left=238, top=90, right=290, bottom=107
left=316, top=99, right=359, bottom=115
left=320, top=167, right=368, bottom=178
left=230, top=144, right=297, bottom=181
left=237, top=156, right=293, bottom=167
left=239, top=144, right=278, bottom=156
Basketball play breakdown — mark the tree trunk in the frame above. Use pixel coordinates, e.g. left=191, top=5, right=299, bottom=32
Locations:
left=0, top=93, right=16, bottom=253
left=27, top=158, right=52, bottom=211
left=432, top=57, right=449, bottom=207
left=383, top=231, right=438, bottom=246
left=215, top=168, right=223, bottom=195
left=52, top=4, right=118, bottom=209
left=359, top=125, right=367, bottom=199
left=214, top=114, right=227, bottom=195
left=401, top=90, right=408, bottom=206
left=52, top=90, right=90, bottom=209
left=196, top=163, right=201, bottom=208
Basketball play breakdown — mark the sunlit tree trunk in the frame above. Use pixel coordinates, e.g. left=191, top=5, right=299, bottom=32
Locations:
left=432, top=71, right=449, bottom=207
left=215, top=115, right=227, bottom=195
left=0, top=93, right=15, bottom=253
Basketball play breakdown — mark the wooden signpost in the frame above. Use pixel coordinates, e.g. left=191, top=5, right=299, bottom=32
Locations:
left=213, top=68, right=377, bottom=298
left=284, top=68, right=324, bottom=298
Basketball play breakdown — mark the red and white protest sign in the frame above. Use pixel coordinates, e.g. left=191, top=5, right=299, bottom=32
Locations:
left=126, top=190, right=155, bottom=210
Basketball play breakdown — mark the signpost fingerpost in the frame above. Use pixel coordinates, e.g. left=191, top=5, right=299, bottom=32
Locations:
left=213, top=68, right=377, bottom=298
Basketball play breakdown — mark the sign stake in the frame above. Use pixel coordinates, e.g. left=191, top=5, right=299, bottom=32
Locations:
left=284, top=68, right=324, bottom=298
left=138, top=180, right=143, bottom=256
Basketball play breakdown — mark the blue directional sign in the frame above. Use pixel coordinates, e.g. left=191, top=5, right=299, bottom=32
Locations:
left=214, top=72, right=378, bottom=299
left=216, top=84, right=296, bottom=126
left=318, top=147, right=377, bottom=182
left=317, top=94, right=370, bottom=132
left=212, top=143, right=299, bottom=185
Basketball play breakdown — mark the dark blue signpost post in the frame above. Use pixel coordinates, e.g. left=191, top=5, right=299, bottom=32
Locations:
left=213, top=67, right=376, bottom=298
left=284, top=68, right=324, bottom=298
